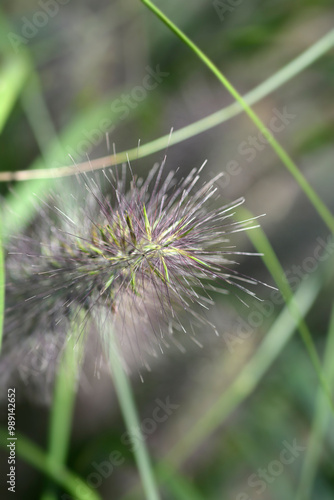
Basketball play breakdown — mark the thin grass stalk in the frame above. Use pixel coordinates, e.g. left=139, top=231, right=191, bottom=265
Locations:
left=96, top=309, right=161, bottom=500
left=41, top=322, right=84, bottom=500
left=296, top=306, right=334, bottom=500
left=238, top=209, right=334, bottom=412
left=0, top=428, right=102, bottom=500
left=140, top=0, right=334, bottom=235
left=120, top=233, right=334, bottom=499
left=1, top=29, right=334, bottom=183
left=120, top=267, right=324, bottom=500
left=21, top=73, right=60, bottom=160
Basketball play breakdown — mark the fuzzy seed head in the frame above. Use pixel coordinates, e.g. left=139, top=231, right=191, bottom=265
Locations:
left=2, top=159, right=264, bottom=383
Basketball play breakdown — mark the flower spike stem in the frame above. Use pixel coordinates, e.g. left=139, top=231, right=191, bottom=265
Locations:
left=41, top=315, right=85, bottom=500
left=140, top=0, right=334, bottom=236
left=96, top=310, right=161, bottom=500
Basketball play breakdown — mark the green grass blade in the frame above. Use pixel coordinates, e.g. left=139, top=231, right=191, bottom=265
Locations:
left=48, top=331, right=83, bottom=467
left=0, top=428, right=101, bottom=500
left=21, top=72, right=60, bottom=159
left=165, top=272, right=323, bottom=467
left=140, top=0, right=334, bottom=235
left=0, top=56, right=30, bottom=134
left=1, top=28, right=334, bottom=182
left=96, top=309, right=161, bottom=500
left=159, top=463, right=205, bottom=500
left=121, top=268, right=326, bottom=500
left=1, top=89, right=127, bottom=240
left=41, top=319, right=85, bottom=500
left=296, top=306, right=334, bottom=500
left=238, top=208, right=334, bottom=412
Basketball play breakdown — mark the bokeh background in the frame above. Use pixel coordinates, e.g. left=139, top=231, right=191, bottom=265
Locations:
left=1, top=0, right=334, bottom=499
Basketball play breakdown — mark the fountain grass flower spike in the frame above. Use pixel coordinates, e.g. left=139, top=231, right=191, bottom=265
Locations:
left=2, top=158, right=266, bottom=382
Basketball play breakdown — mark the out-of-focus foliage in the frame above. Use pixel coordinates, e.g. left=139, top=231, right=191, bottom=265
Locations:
left=0, top=1, right=334, bottom=499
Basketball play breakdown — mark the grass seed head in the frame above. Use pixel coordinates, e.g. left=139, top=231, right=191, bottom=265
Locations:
left=2, top=159, right=264, bottom=384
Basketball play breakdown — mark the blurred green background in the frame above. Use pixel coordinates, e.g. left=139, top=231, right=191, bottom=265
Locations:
left=1, top=0, right=334, bottom=499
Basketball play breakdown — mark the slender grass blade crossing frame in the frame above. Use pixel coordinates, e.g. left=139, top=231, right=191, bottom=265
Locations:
left=140, top=0, right=334, bottom=235
left=139, top=0, right=334, bottom=410
left=1, top=3, right=334, bottom=500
